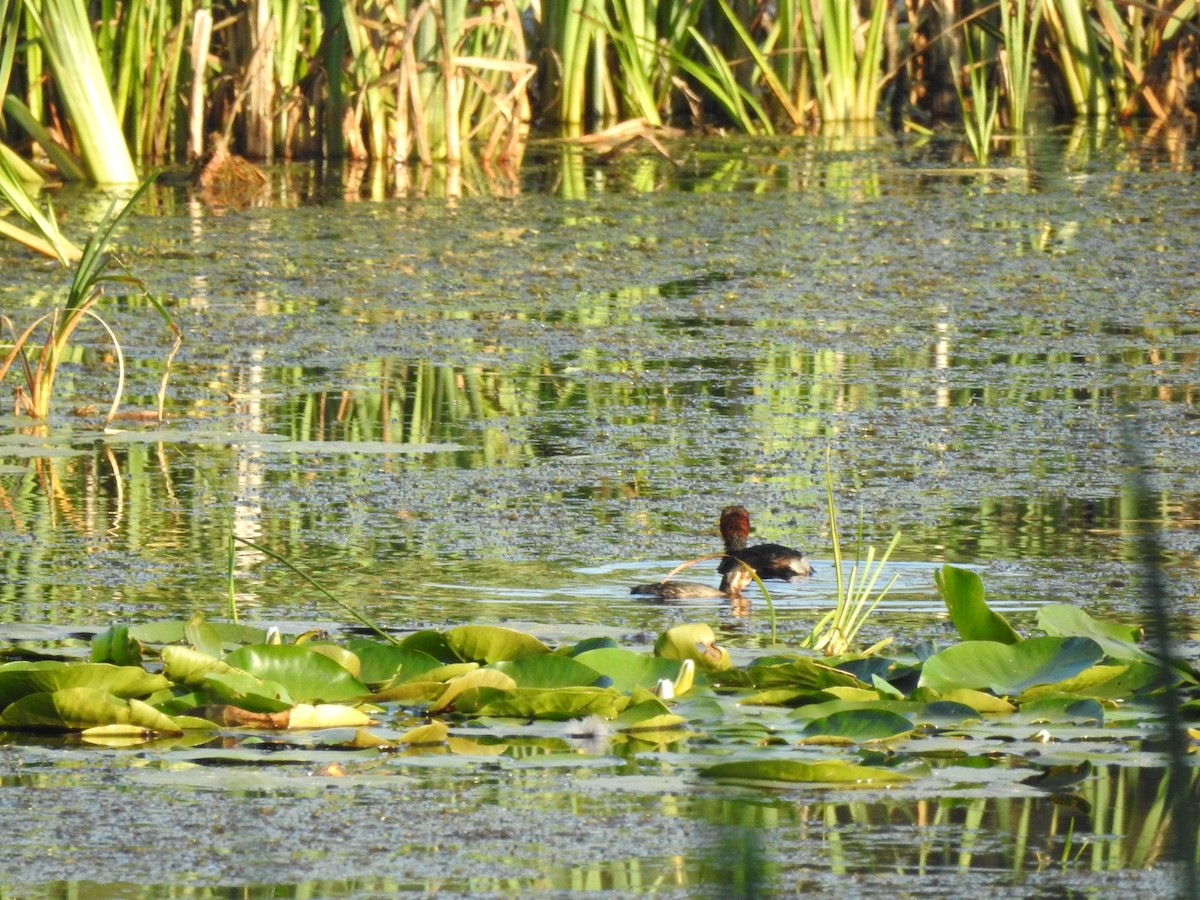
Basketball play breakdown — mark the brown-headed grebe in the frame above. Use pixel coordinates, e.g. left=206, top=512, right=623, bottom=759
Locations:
left=717, top=504, right=813, bottom=592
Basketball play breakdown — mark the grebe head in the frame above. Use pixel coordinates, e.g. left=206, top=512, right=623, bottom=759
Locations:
left=719, top=505, right=751, bottom=551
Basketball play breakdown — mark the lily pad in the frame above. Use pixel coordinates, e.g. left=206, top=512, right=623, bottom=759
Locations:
left=492, top=654, right=605, bottom=689
left=223, top=644, right=368, bottom=703
left=935, top=565, right=1021, bottom=644
left=797, top=709, right=914, bottom=743
left=919, top=637, right=1105, bottom=696
left=654, top=623, right=730, bottom=673
left=0, top=687, right=182, bottom=733
left=0, top=662, right=168, bottom=710
left=700, top=758, right=912, bottom=785
left=572, top=648, right=684, bottom=694
left=443, top=625, right=551, bottom=663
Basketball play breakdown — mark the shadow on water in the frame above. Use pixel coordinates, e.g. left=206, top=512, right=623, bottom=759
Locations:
left=1, top=125, right=1199, bottom=896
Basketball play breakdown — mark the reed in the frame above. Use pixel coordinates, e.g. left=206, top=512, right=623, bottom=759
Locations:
left=23, top=0, right=138, bottom=182
left=998, top=0, right=1043, bottom=132
left=0, top=178, right=180, bottom=426
left=957, top=21, right=999, bottom=162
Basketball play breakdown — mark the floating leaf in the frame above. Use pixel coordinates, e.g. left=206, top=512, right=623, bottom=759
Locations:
left=700, top=758, right=912, bottom=785
left=1018, top=663, right=1161, bottom=701
left=614, top=698, right=687, bottom=734
left=89, top=625, right=141, bottom=666
left=493, top=655, right=605, bottom=689
left=573, top=649, right=684, bottom=694
left=129, top=621, right=269, bottom=648
left=185, top=612, right=224, bottom=659
left=919, top=637, right=1104, bottom=696
left=935, top=565, right=1021, bottom=644
left=398, top=630, right=460, bottom=663
left=443, top=626, right=551, bottom=663
left=285, top=704, right=374, bottom=729
left=0, top=662, right=168, bottom=709
left=304, top=643, right=362, bottom=679
left=429, top=668, right=518, bottom=713
left=654, top=624, right=730, bottom=673
left=0, top=688, right=181, bottom=733
left=160, top=646, right=237, bottom=687
left=223, top=645, right=368, bottom=703
left=396, top=721, right=449, bottom=746
left=746, top=657, right=865, bottom=692
left=203, top=671, right=294, bottom=713
left=348, top=639, right=442, bottom=685
left=798, top=709, right=914, bottom=743
left=1036, top=604, right=1157, bottom=666
left=466, top=686, right=625, bottom=720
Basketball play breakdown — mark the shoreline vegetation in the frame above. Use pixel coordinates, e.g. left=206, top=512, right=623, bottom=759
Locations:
left=0, top=0, right=1195, bottom=182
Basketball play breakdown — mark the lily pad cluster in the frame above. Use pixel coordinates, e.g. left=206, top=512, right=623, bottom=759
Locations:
left=0, top=566, right=1194, bottom=786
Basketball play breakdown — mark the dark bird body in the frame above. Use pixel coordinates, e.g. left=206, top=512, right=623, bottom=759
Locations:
left=717, top=505, right=814, bottom=592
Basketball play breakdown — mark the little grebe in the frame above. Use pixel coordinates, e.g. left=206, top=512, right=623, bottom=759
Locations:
left=630, top=564, right=753, bottom=600
left=717, top=505, right=813, bottom=592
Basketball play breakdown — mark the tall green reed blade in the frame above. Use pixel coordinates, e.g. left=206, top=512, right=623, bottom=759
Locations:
left=673, top=28, right=773, bottom=133
left=799, top=0, right=888, bottom=122
left=22, top=0, right=139, bottom=182
left=806, top=448, right=899, bottom=656
left=957, top=23, right=999, bottom=163
left=999, top=0, right=1043, bottom=132
left=0, top=149, right=79, bottom=261
left=1042, top=0, right=1110, bottom=116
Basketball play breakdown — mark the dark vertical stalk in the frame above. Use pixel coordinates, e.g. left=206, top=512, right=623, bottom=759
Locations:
left=1121, top=417, right=1198, bottom=898
left=319, top=0, right=345, bottom=159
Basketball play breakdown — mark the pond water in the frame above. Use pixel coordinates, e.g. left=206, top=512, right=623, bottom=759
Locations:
left=1, top=124, right=1198, bottom=897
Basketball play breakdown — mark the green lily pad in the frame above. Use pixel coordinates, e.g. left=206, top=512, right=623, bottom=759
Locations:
left=203, top=671, right=294, bottom=713
left=223, top=645, right=369, bottom=703
left=747, top=657, right=866, bottom=692
left=0, top=687, right=182, bottom=733
left=185, top=613, right=225, bottom=659
left=798, top=709, right=914, bottom=743
left=935, top=565, right=1021, bottom=644
left=347, top=638, right=443, bottom=685
left=654, top=624, right=730, bottom=673
left=443, top=625, right=551, bottom=663
left=128, top=620, right=269, bottom=648
left=0, top=662, right=168, bottom=710
left=614, top=698, right=687, bottom=733
left=700, top=758, right=912, bottom=785
left=89, top=625, right=142, bottom=666
left=458, top=685, right=625, bottom=720
left=1036, top=604, right=1157, bottom=666
left=919, top=637, right=1105, bottom=696
left=398, top=630, right=460, bottom=663
left=572, top=648, right=683, bottom=693
left=492, top=654, right=605, bottom=689
left=160, top=646, right=237, bottom=687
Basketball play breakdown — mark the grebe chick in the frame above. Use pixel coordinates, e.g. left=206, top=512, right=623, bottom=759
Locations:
left=717, top=505, right=813, bottom=593
left=631, top=564, right=754, bottom=601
